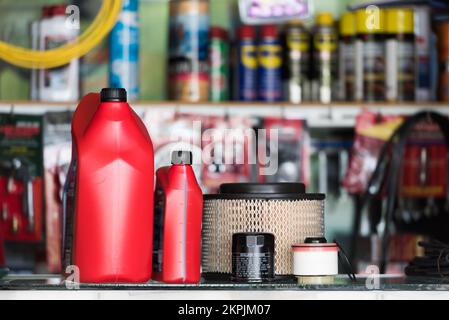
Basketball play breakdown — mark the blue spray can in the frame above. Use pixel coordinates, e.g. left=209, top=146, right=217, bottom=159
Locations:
left=237, top=25, right=258, bottom=101
left=258, top=25, right=283, bottom=101
left=109, top=0, right=139, bottom=100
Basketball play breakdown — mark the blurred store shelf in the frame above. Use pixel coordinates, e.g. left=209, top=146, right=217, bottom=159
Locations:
left=1, top=101, right=449, bottom=128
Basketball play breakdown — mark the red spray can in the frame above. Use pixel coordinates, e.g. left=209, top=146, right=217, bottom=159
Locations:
left=153, top=151, right=203, bottom=283
left=64, top=88, right=154, bottom=283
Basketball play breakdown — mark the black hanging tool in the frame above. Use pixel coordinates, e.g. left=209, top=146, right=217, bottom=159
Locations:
left=353, top=111, right=449, bottom=274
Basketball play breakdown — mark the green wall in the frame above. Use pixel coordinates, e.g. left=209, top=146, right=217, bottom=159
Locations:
left=0, top=0, right=61, bottom=99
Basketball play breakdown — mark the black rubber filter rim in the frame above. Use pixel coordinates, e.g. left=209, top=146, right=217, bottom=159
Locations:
left=204, top=183, right=324, bottom=200
left=203, top=193, right=325, bottom=200
left=219, top=183, right=306, bottom=194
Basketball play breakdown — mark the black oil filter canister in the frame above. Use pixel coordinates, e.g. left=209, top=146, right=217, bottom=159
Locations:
left=232, top=232, right=275, bottom=282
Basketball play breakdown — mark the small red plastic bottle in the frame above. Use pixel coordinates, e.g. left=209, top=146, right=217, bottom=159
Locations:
left=153, top=151, right=203, bottom=283
left=69, top=88, right=154, bottom=283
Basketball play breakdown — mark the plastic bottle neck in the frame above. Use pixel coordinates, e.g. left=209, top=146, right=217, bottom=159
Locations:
left=97, top=101, right=132, bottom=121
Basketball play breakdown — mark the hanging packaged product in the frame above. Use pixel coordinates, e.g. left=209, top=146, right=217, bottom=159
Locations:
left=437, top=22, right=449, bottom=102
left=153, top=151, right=203, bottom=284
left=414, top=6, right=432, bottom=102
left=400, top=121, right=447, bottom=199
left=343, top=110, right=404, bottom=194
left=201, top=115, right=254, bottom=193
left=258, top=25, right=283, bottom=101
left=0, top=114, right=44, bottom=242
left=141, top=109, right=204, bottom=189
left=109, top=0, right=140, bottom=101
left=237, top=25, right=258, bottom=101
left=311, top=12, right=338, bottom=104
left=38, top=5, right=80, bottom=102
left=168, top=0, right=209, bottom=102
left=385, top=8, right=415, bottom=102
left=338, top=12, right=356, bottom=101
left=63, top=88, right=154, bottom=283
left=238, top=0, right=311, bottom=25
left=43, top=111, right=72, bottom=273
left=258, top=117, right=309, bottom=185
left=355, top=8, right=386, bottom=102
left=284, top=20, right=310, bottom=103
left=209, top=27, right=230, bottom=102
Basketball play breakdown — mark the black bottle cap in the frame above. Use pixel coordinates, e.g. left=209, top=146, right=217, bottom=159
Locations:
left=171, top=150, right=192, bottom=165
left=100, top=88, right=127, bottom=102
left=304, top=237, right=328, bottom=244
left=232, top=233, right=275, bottom=251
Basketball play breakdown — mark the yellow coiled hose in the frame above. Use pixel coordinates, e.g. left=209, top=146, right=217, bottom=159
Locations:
left=0, top=0, right=122, bottom=69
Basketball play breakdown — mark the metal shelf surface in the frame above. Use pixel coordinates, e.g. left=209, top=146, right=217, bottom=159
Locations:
left=1, top=274, right=449, bottom=299
left=0, top=101, right=448, bottom=128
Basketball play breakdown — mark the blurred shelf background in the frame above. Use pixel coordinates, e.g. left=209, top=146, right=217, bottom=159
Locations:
left=1, top=101, right=448, bottom=128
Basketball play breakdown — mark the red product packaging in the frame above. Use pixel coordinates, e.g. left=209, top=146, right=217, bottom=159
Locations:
left=143, top=111, right=253, bottom=194
left=142, top=110, right=204, bottom=185
left=65, top=89, right=154, bottom=283
left=400, top=121, right=448, bottom=198
left=0, top=114, right=44, bottom=242
left=343, top=110, right=403, bottom=194
left=258, top=118, right=309, bottom=185
left=201, top=115, right=253, bottom=193
left=344, top=110, right=448, bottom=197
left=43, top=112, right=72, bottom=273
left=153, top=151, right=203, bottom=283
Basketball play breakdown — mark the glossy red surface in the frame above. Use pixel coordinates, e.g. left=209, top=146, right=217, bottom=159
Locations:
left=153, top=164, right=203, bottom=283
left=72, top=93, right=154, bottom=283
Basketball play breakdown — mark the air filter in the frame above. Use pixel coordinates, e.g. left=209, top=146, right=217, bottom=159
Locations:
left=202, top=183, right=325, bottom=275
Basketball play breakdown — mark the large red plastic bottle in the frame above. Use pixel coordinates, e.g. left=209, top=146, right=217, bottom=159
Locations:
left=69, top=88, right=154, bottom=283
left=153, top=151, right=203, bottom=283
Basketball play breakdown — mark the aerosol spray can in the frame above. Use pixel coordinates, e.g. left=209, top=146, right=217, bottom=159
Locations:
left=311, top=13, right=338, bottom=103
left=237, top=25, right=258, bottom=101
left=109, top=0, right=139, bottom=101
left=285, top=20, right=310, bottom=103
left=386, top=8, right=415, bottom=102
left=258, top=25, right=283, bottom=101
left=339, top=12, right=356, bottom=101
left=38, top=5, right=80, bottom=102
left=168, top=0, right=210, bottom=102
left=355, top=9, right=386, bottom=102
left=30, top=6, right=52, bottom=100
left=209, top=27, right=230, bottom=102
left=414, top=6, right=432, bottom=101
